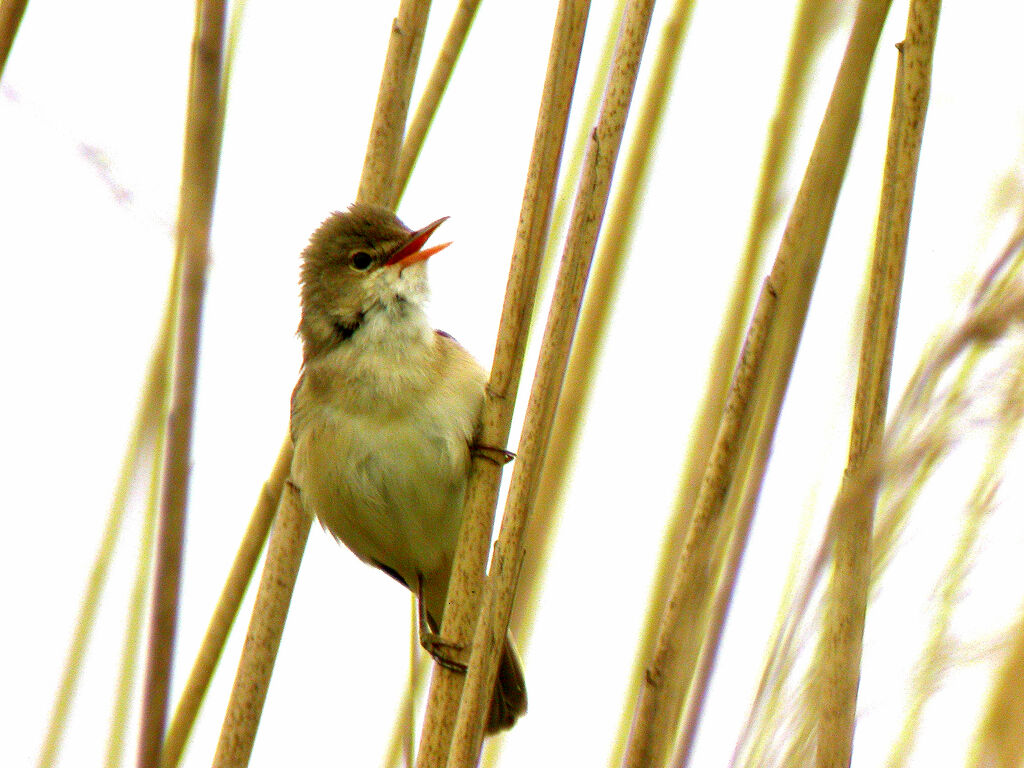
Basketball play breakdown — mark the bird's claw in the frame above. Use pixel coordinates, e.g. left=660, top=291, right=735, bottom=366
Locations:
left=420, top=631, right=468, bottom=674
left=472, top=444, right=516, bottom=466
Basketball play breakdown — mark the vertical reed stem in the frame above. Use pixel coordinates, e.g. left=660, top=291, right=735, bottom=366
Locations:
left=136, top=1, right=227, bottom=766
left=817, top=2, right=942, bottom=765
left=414, top=1, right=591, bottom=764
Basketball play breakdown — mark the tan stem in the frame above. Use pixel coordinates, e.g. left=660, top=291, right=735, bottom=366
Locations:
left=210, top=482, right=311, bottom=768
left=521, top=0, right=697, bottom=652
left=136, top=2, right=227, bottom=766
left=816, top=2, right=942, bottom=766
left=358, top=0, right=434, bottom=209
left=446, top=0, right=659, bottom=763
left=621, top=0, right=895, bottom=765
left=607, top=3, right=835, bottom=762
left=0, top=0, right=28, bottom=80
left=413, top=1, right=591, bottom=764
left=160, top=439, right=291, bottom=768
left=209, top=3, right=433, bottom=766
left=394, top=0, right=482, bottom=200
left=35, top=317, right=173, bottom=768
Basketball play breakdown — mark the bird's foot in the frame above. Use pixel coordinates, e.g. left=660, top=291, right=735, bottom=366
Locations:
left=420, top=631, right=468, bottom=674
left=417, top=574, right=467, bottom=674
left=472, top=444, right=516, bottom=466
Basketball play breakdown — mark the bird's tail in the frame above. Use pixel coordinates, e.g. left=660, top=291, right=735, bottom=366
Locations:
left=486, top=631, right=527, bottom=734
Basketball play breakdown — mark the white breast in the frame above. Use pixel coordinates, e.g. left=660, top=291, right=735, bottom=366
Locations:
left=291, top=318, right=487, bottom=615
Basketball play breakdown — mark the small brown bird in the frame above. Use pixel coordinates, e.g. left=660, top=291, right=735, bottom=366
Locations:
left=289, top=203, right=526, bottom=733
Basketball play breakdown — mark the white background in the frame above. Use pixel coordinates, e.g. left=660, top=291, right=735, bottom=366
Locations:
left=2, top=1, right=1023, bottom=766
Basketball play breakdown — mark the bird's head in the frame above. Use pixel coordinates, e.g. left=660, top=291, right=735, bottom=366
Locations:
left=298, top=203, right=450, bottom=361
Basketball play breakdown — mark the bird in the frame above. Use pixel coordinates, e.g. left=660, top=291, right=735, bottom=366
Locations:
left=289, top=202, right=527, bottom=734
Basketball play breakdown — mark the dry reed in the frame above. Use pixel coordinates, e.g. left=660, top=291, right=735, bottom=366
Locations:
left=447, top=0, right=659, bottom=757
left=160, top=439, right=290, bottom=768
left=414, top=1, right=591, bottom=762
left=395, top=0, right=482, bottom=200
left=623, top=0, right=894, bottom=764
left=816, top=2, right=941, bottom=765
left=35, top=307, right=174, bottom=768
left=612, top=3, right=838, bottom=762
left=0, top=0, right=27, bottom=79
left=136, top=1, right=228, bottom=765
left=23, top=2, right=1024, bottom=767
left=211, top=2, right=433, bottom=765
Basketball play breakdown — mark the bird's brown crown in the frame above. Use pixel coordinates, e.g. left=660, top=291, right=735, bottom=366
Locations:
left=298, top=203, right=414, bottom=360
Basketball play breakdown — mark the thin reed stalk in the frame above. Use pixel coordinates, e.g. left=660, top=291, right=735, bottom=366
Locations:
left=447, top=1, right=659, bottom=763
left=209, top=480, right=309, bottom=768
left=382, top=644, right=430, bottom=768
left=526, top=0, right=696, bottom=639
left=395, top=0, right=482, bottom=199
left=816, top=3, right=941, bottom=765
left=610, top=2, right=837, bottom=761
left=35, top=316, right=173, bottom=768
left=105, top=376, right=171, bottom=768
left=136, top=0, right=228, bottom=764
left=210, top=3, right=433, bottom=766
left=731, top=232, right=1024, bottom=768
left=358, top=0, right=434, bottom=211
left=507, top=0, right=625, bottom=662
left=414, top=2, right=591, bottom=764
left=671, top=401, right=777, bottom=768
left=622, top=1, right=894, bottom=764
left=524, top=0, right=624, bottom=310
left=160, top=439, right=290, bottom=768
left=0, top=0, right=27, bottom=79
left=887, top=379, right=1018, bottom=768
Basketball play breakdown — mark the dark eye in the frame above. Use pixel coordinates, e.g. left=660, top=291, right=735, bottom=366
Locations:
left=350, top=251, right=373, bottom=271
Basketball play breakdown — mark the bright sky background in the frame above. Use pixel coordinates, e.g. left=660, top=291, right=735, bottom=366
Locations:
left=3, top=1, right=1024, bottom=767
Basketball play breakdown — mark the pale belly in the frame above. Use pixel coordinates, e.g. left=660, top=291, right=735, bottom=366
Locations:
left=292, top=402, right=471, bottom=611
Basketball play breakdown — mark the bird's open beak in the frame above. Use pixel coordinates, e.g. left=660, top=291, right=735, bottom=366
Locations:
left=385, top=216, right=451, bottom=269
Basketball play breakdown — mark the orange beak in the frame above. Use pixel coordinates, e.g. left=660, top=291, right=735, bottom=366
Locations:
left=385, top=216, right=451, bottom=269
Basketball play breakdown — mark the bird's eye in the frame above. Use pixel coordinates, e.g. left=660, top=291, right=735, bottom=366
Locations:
left=350, top=251, right=373, bottom=271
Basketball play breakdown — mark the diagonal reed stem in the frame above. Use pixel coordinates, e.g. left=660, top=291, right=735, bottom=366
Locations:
left=159, top=439, right=290, bottom=768
left=210, top=3, right=433, bottom=767
left=359, top=0, right=434, bottom=211
left=524, top=0, right=697, bottom=663
left=394, top=0, right=482, bottom=200
left=816, top=2, right=942, bottom=766
left=655, top=5, right=840, bottom=765
left=446, top=0, right=659, bottom=763
left=0, top=0, right=28, bottom=80
left=35, top=309, right=174, bottom=768
left=621, top=0, right=895, bottom=765
left=413, top=1, right=591, bottom=764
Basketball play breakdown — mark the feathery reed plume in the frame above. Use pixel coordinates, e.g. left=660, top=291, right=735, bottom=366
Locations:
left=816, top=2, right=941, bottom=765
left=730, top=229, right=1024, bottom=768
